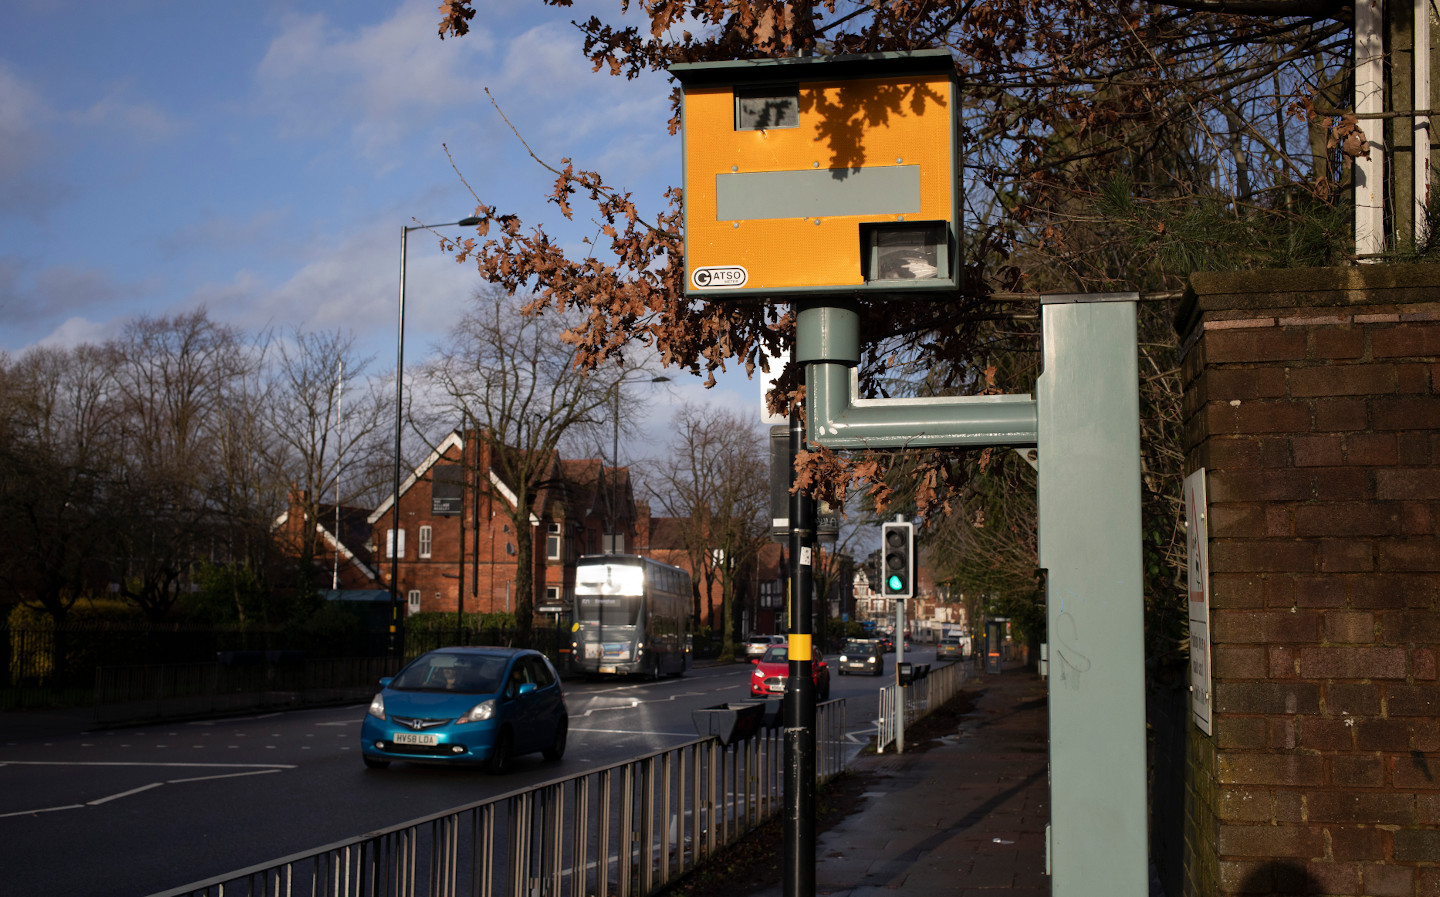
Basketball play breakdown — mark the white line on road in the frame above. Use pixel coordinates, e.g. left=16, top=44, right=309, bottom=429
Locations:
left=0, top=761, right=295, bottom=769
left=0, top=763, right=290, bottom=819
left=86, top=783, right=164, bottom=805
left=569, top=727, right=698, bottom=737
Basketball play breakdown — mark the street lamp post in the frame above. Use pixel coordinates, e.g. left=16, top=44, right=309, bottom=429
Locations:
left=389, top=216, right=481, bottom=663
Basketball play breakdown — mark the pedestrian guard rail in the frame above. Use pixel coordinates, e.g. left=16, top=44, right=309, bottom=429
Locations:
left=875, top=659, right=966, bottom=753
left=147, top=698, right=848, bottom=897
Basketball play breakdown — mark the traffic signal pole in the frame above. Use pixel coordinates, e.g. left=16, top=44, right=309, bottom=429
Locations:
left=783, top=408, right=816, bottom=897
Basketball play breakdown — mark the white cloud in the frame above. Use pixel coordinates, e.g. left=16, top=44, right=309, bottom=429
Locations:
left=73, top=88, right=182, bottom=144
left=0, top=61, right=64, bottom=214
left=254, top=2, right=493, bottom=159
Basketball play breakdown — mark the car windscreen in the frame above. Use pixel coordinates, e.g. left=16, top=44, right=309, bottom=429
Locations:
left=576, top=595, right=643, bottom=625
left=843, top=641, right=875, bottom=653
left=393, top=655, right=507, bottom=693
left=760, top=646, right=789, bottom=663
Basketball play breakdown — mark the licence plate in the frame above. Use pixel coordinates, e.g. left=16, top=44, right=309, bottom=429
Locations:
left=394, top=732, right=439, bottom=746
left=768, top=683, right=785, bottom=693
left=599, top=665, right=617, bottom=674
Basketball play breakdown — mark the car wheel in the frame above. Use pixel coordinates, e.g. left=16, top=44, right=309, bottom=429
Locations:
left=487, top=728, right=514, bottom=775
left=363, top=755, right=390, bottom=770
left=543, top=717, right=568, bottom=762
left=820, top=680, right=831, bottom=701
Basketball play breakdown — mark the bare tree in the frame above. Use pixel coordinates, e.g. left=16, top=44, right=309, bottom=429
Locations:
left=0, top=345, right=120, bottom=626
left=645, top=405, right=769, bottom=661
left=419, top=286, right=635, bottom=644
left=104, top=309, right=250, bottom=620
left=262, top=326, right=391, bottom=601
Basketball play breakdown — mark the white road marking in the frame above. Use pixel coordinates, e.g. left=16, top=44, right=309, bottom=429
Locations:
left=0, top=763, right=290, bottom=818
left=86, top=783, right=163, bottom=805
left=0, top=760, right=294, bottom=769
left=569, top=727, right=697, bottom=737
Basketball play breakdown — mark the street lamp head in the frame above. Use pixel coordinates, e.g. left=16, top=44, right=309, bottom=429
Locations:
left=458, top=216, right=482, bottom=227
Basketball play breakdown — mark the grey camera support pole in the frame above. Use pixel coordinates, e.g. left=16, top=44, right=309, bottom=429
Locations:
left=798, top=295, right=1147, bottom=897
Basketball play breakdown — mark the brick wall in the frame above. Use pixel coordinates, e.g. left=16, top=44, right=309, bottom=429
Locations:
left=1176, top=265, right=1439, bottom=897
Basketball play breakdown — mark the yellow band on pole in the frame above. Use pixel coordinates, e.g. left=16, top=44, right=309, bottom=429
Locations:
left=788, top=633, right=812, bottom=658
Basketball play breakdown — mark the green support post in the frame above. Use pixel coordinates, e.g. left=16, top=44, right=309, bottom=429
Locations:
left=798, top=292, right=1147, bottom=896
left=1036, top=295, right=1146, bottom=896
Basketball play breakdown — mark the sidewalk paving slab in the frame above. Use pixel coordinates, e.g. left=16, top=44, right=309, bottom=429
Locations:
left=741, top=662, right=1050, bottom=897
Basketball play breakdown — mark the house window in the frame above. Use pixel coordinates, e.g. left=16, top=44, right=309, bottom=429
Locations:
left=546, top=522, right=562, bottom=561
left=387, top=528, right=405, bottom=559
left=545, top=586, right=560, bottom=603
left=407, top=590, right=421, bottom=614
left=418, top=525, right=433, bottom=559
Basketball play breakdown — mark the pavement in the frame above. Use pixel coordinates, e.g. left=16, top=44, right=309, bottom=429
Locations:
left=744, top=661, right=1051, bottom=897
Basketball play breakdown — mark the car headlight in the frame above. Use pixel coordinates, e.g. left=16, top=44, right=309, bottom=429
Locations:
left=867, top=656, right=876, bottom=663
left=839, top=655, right=849, bottom=662
left=367, top=693, right=386, bottom=720
left=456, top=699, right=497, bottom=724
left=752, top=667, right=763, bottom=678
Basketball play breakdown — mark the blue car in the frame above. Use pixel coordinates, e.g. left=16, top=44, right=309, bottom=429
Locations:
left=361, top=647, right=568, bottom=772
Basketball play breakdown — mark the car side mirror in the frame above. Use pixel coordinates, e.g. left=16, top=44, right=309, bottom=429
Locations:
left=517, top=682, right=537, bottom=697
left=378, top=677, right=393, bottom=688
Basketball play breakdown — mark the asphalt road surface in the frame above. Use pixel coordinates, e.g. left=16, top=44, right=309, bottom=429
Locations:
left=0, top=650, right=920, bottom=897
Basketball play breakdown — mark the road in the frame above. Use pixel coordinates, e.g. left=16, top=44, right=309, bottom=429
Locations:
left=0, top=650, right=926, bottom=897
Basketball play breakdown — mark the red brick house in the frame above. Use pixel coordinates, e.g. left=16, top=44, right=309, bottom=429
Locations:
left=272, top=490, right=382, bottom=591
left=363, top=430, right=641, bottom=622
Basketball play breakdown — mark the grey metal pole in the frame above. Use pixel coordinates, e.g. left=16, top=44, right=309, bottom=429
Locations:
left=895, top=595, right=905, bottom=753
left=389, top=225, right=409, bottom=664
left=389, top=217, right=481, bottom=664
left=1037, top=295, right=1146, bottom=897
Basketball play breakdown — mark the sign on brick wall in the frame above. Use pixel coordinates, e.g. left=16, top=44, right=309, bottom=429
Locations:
left=1185, top=468, right=1213, bottom=735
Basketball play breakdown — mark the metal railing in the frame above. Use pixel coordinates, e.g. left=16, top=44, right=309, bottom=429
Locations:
left=875, top=660, right=966, bottom=753
left=148, top=698, right=848, bottom=897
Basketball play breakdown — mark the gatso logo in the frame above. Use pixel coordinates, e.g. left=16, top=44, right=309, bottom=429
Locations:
left=691, top=266, right=748, bottom=289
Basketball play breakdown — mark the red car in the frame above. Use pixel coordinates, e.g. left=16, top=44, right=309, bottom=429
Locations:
left=749, top=644, right=831, bottom=701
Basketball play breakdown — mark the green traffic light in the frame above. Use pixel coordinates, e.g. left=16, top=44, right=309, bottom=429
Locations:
left=887, top=574, right=905, bottom=591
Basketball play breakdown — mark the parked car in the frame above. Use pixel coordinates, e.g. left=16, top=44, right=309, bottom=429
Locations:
left=361, top=647, right=567, bottom=773
left=749, top=644, right=830, bottom=700
left=742, top=634, right=787, bottom=661
left=837, top=639, right=884, bottom=676
left=936, top=636, right=965, bottom=660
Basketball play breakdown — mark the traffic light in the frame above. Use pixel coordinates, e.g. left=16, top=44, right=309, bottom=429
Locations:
left=880, top=521, right=914, bottom=599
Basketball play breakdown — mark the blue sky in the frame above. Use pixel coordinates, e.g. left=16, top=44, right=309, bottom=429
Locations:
left=0, top=0, right=765, bottom=455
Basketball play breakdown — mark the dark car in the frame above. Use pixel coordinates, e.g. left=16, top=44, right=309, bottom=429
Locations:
left=749, top=644, right=830, bottom=700
left=838, top=639, right=884, bottom=676
left=878, top=635, right=895, bottom=653
left=360, top=647, right=567, bottom=773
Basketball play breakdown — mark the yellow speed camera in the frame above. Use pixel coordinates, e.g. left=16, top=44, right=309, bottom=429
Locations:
left=671, top=51, right=959, bottom=300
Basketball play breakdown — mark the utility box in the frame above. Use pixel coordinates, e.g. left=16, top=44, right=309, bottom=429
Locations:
left=671, top=50, right=959, bottom=299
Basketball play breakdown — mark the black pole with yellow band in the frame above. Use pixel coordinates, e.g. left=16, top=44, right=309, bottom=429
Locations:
left=783, top=408, right=816, bottom=897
